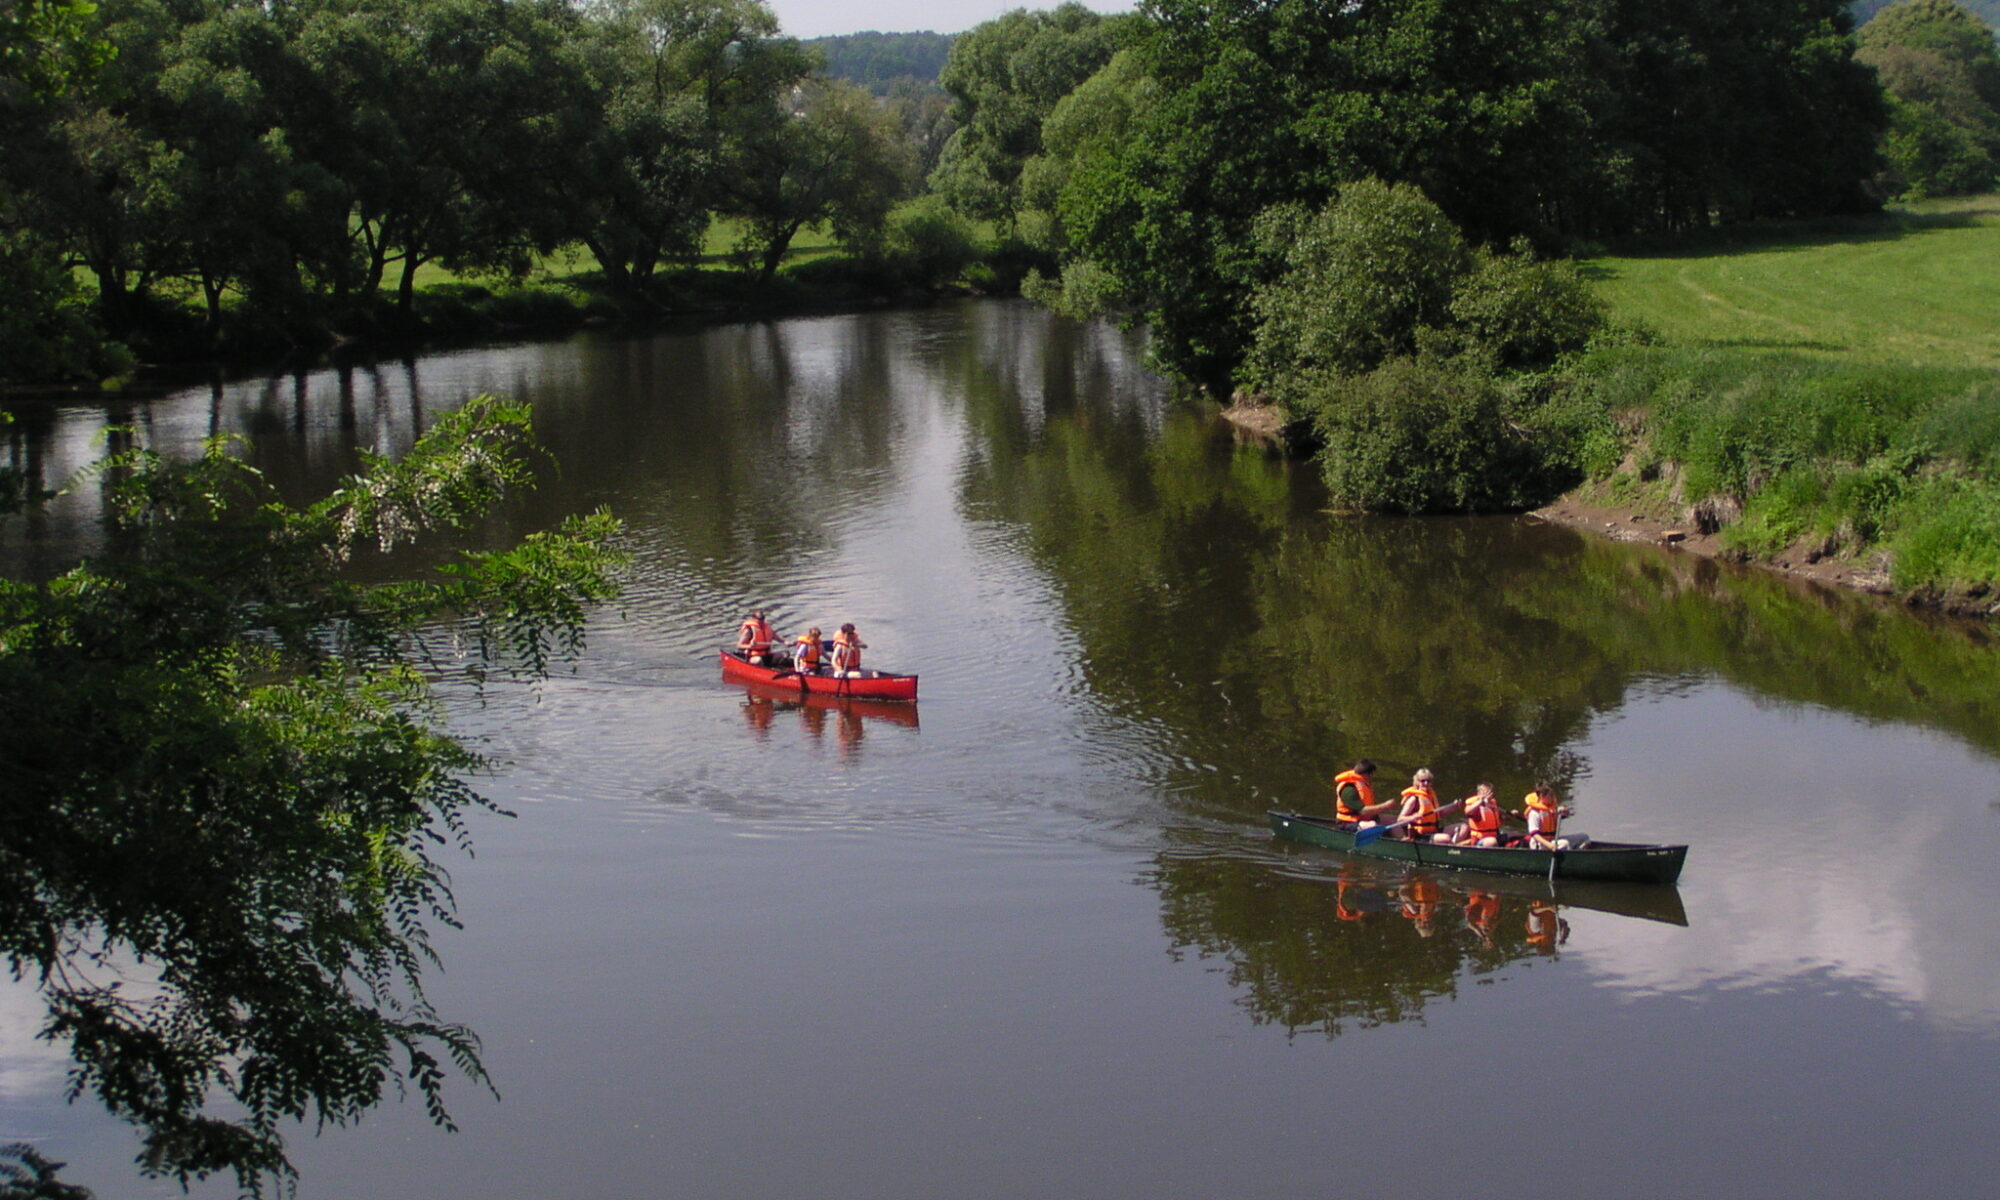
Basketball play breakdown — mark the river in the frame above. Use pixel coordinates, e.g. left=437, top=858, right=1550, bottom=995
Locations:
left=4, top=300, right=1998, bottom=1199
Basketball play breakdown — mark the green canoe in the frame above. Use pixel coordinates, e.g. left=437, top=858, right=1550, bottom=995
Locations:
left=1268, top=810, right=1688, bottom=886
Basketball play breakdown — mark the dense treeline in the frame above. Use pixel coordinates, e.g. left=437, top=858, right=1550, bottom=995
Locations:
left=806, top=29, right=954, bottom=93
left=992, top=0, right=1886, bottom=389
left=0, top=0, right=942, bottom=383
left=915, top=0, right=2000, bottom=601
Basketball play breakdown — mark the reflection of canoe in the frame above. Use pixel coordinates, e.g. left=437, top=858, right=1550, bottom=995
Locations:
left=1268, top=811, right=1688, bottom=886
left=737, top=679, right=921, bottom=728
left=719, top=648, right=918, bottom=702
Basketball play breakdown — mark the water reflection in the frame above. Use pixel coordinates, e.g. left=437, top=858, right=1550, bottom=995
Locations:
left=7, top=302, right=2000, bottom=1199
left=734, top=682, right=920, bottom=761
left=1153, top=841, right=1692, bottom=1035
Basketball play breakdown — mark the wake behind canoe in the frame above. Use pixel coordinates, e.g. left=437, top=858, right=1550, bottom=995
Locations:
left=1269, top=810, right=1687, bottom=886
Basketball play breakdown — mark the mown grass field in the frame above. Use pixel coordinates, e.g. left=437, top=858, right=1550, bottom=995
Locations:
left=1582, top=195, right=2000, bottom=369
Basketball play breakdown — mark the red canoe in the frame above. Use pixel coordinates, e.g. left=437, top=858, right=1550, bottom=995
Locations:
left=719, top=648, right=919, bottom=702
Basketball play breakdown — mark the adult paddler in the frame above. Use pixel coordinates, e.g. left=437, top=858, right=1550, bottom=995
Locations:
left=1393, top=768, right=1464, bottom=841
left=736, top=608, right=776, bottom=665
left=1333, top=759, right=1395, bottom=828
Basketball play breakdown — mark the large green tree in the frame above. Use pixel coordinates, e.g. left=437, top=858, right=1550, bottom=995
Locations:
left=1052, top=0, right=1884, bottom=392
left=1857, top=0, right=2000, bottom=196
left=565, top=0, right=809, bottom=292
left=928, top=3, right=1131, bottom=227
left=724, top=76, right=915, bottom=279
left=0, top=397, right=622, bottom=1191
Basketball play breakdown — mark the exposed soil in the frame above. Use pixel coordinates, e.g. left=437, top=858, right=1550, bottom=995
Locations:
left=1531, top=490, right=2000, bottom=620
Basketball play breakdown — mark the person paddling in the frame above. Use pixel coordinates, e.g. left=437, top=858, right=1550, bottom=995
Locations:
left=1447, top=781, right=1504, bottom=846
left=736, top=608, right=776, bottom=664
left=1521, top=781, right=1574, bottom=849
left=1333, top=759, right=1395, bottom=828
left=830, top=623, right=867, bottom=676
left=793, top=626, right=826, bottom=675
left=1394, top=768, right=1466, bottom=841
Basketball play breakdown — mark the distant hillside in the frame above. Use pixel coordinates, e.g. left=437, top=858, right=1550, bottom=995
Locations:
left=1853, top=0, right=2000, bottom=28
left=804, top=31, right=955, bottom=95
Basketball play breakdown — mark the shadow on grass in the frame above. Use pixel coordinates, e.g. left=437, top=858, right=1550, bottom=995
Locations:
left=1598, top=206, right=1994, bottom=261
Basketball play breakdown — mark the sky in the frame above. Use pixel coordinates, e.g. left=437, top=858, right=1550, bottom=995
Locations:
left=765, top=0, right=1134, bottom=39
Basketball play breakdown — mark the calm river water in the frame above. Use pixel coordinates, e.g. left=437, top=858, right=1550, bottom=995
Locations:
left=4, top=300, right=1999, bottom=1199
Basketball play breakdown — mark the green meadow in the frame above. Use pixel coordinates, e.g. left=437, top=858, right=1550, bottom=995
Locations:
left=1561, top=196, right=2000, bottom=603
left=1583, top=196, right=2000, bottom=369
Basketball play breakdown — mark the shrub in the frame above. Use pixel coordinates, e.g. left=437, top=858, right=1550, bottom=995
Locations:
left=882, top=197, right=979, bottom=289
left=1449, top=241, right=1607, bottom=369
left=1243, top=180, right=1472, bottom=397
left=1888, top=476, right=2000, bottom=591
left=1305, top=352, right=1548, bottom=513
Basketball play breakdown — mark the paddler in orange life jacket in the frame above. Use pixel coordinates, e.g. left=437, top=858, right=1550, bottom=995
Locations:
left=1394, top=768, right=1465, bottom=841
left=1522, top=780, right=1574, bottom=850
left=830, top=622, right=867, bottom=676
left=1333, top=759, right=1395, bottom=827
left=1449, top=781, right=1505, bottom=847
left=793, top=626, right=826, bottom=674
left=736, top=609, right=776, bottom=664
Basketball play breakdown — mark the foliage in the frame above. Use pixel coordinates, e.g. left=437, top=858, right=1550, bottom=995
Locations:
left=879, top=195, right=978, bottom=288
left=1051, top=0, right=1884, bottom=390
left=724, top=76, right=916, bottom=279
left=804, top=30, right=954, bottom=94
left=1242, top=181, right=1473, bottom=397
left=0, top=396, right=624, bottom=1191
left=1302, top=352, right=1554, bottom=514
left=0, top=0, right=113, bottom=97
left=567, top=0, right=809, bottom=291
left=0, top=1144, right=93, bottom=1200
left=1856, top=0, right=2000, bottom=197
left=928, top=3, right=1131, bottom=226
left=0, top=230, right=130, bottom=383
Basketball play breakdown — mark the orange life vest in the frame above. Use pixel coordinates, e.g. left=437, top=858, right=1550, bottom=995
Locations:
left=1334, top=769, right=1376, bottom=823
left=739, top=617, right=774, bottom=656
left=1399, top=785, right=1439, bottom=836
left=1524, top=792, right=1560, bottom=839
left=831, top=629, right=861, bottom=671
left=1464, top=796, right=1502, bottom=841
left=794, top=634, right=822, bottom=668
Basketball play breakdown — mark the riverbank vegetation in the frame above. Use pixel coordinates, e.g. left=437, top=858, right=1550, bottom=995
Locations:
left=930, top=0, right=2000, bottom=607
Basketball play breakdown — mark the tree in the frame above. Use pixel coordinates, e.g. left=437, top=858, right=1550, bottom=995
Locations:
left=1857, top=0, right=2000, bottom=196
left=564, top=0, right=807, bottom=292
left=927, top=3, right=1131, bottom=227
left=0, top=396, right=623, bottom=1192
left=282, top=0, right=593, bottom=313
left=724, top=77, right=915, bottom=279
left=1045, top=0, right=1886, bottom=392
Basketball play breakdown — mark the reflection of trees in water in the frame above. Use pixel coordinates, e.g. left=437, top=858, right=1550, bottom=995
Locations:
left=1151, top=852, right=1563, bottom=1036
left=954, top=351, right=2000, bottom=822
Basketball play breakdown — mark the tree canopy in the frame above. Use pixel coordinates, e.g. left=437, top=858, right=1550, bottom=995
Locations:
left=1857, top=0, right=2000, bottom=196
left=1033, top=0, right=1885, bottom=390
left=0, top=397, right=623, bottom=1191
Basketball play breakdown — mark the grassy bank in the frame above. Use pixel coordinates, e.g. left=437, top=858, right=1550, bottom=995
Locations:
left=1553, top=197, right=2000, bottom=610
left=28, top=210, right=1008, bottom=392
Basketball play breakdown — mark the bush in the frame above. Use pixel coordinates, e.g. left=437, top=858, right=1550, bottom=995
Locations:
left=882, top=197, right=979, bottom=289
left=1888, top=476, right=2000, bottom=591
left=1243, top=180, right=1471, bottom=396
left=1449, top=242, right=1606, bottom=369
left=0, top=233, right=131, bottom=383
left=1305, top=352, right=1549, bottom=513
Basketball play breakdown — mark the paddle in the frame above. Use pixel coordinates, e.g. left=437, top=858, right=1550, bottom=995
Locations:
left=1354, top=817, right=1419, bottom=847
